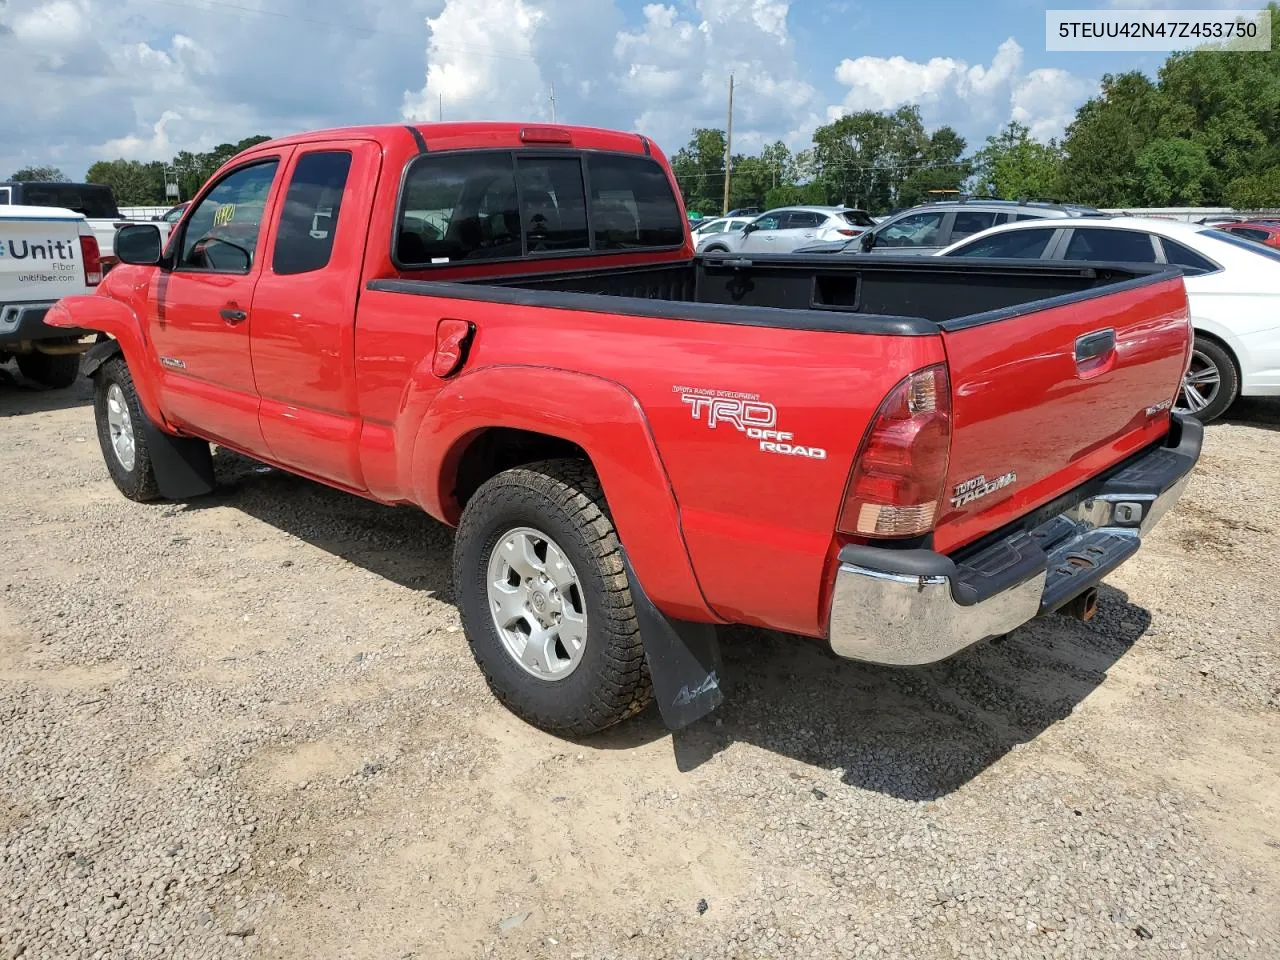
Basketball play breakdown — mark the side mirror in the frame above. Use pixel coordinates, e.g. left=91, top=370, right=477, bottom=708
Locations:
left=742, top=222, right=757, bottom=234
left=115, top=224, right=163, bottom=266
left=860, top=231, right=876, bottom=252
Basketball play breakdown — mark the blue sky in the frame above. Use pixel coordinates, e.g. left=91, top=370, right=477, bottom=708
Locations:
left=0, top=0, right=1266, bottom=179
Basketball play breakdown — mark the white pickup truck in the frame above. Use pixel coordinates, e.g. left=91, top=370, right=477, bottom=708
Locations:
left=0, top=181, right=131, bottom=266
left=0, top=205, right=101, bottom=387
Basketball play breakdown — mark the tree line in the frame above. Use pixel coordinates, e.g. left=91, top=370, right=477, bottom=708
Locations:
left=675, top=4, right=1280, bottom=215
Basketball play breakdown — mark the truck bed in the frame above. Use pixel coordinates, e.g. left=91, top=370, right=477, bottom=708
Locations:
left=371, top=254, right=1177, bottom=333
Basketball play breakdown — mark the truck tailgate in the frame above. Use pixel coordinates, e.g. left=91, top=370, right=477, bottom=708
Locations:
left=934, top=274, right=1191, bottom=554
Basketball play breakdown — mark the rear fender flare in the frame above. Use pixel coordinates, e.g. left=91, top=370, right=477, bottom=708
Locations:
left=406, top=364, right=716, bottom=622
left=45, top=296, right=167, bottom=426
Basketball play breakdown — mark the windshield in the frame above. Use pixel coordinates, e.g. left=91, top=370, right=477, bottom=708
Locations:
left=1202, top=229, right=1280, bottom=263
left=841, top=210, right=876, bottom=227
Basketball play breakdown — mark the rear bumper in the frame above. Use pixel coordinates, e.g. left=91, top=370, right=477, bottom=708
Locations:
left=828, top=415, right=1202, bottom=666
left=1, top=301, right=91, bottom=344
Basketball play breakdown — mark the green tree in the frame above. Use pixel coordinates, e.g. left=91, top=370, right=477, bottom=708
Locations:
left=811, top=105, right=930, bottom=211
left=1225, top=168, right=1280, bottom=209
left=8, top=165, right=68, bottom=182
left=671, top=128, right=727, bottom=215
left=85, top=159, right=167, bottom=205
left=1135, top=138, right=1212, bottom=205
left=971, top=122, right=1064, bottom=200
left=1059, top=72, right=1164, bottom=206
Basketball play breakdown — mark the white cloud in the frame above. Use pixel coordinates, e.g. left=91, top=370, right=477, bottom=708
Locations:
left=831, top=39, right=1096, bottom=144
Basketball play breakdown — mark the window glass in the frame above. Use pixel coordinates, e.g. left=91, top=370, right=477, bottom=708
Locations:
left=784, top=211, right=822, bottom=228
left=1013, top=213, right=1044, bottom=221
left=1160, top=238, right=1218, bottom=274
left=272, top=151, right=352, bottom=276
left=163, top=205, right=186, bottom=223
left=752, top=213, right=783, bottom=231
left=1228, top=226, right=1269, bottom=242
left=949, top=228, right=1056, bottom=259
left=21, top=184, right=120, bottom=218
left=517, top=156, right=588, bottom=253
left=0, top=187, right=10, bottom=205
left=876, top=211, right=944, bottom=248
left=951, top=211, right=999, bottom=239
left=587, top=154, right=683, bottom=249
left=179, top=160, right=279, bottom=272
left=841, top=210, right=876, bottom=227
left=1063, top=228, right=1158, bottom=263
left=397, top=152, right=519, bottom=265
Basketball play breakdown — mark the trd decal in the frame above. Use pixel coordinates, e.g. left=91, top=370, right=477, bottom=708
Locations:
left=674, top=385, right=827, bottom=460
left=951, top=471, right=1017, bottom=508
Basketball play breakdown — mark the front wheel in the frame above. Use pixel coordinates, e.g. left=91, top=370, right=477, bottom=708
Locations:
left=453, top=459, right=652, bottom=736
left=93, top=357, right=161, bottom=502
left=1175, top=336, right=1238, bottom=424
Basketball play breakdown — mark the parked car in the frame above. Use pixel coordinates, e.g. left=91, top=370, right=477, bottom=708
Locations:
left=0, top=204, right=101, bottom=386
left=49, top=121, right=1198, bottom=738
left=0, top=181, right=130, bottom=267
left=691, top=216, right=752, bottom=242
left=1219, top=221, right=1280, bottom=250
left=795, top=199, right=1106, bottom=256
left=697, top=206, right=876, bottom=254
left=725, top=207, right=759, bottom=217
left=154, top=202, right=188, bottom=224
left=937, top=216, right=1280, bottom=423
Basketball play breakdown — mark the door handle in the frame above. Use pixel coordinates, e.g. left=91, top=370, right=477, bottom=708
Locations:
left=1075, top=328, right=1116, bottom=363
left=220, top=308, right=248, bottom=324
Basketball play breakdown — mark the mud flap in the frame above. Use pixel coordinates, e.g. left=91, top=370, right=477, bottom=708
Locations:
left=137, top=412, right=216, bottom=500
left=622, top=553, right=724, bottom=730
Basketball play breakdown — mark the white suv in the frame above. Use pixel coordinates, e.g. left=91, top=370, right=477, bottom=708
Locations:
left=698, top=206, right=876, bottom=255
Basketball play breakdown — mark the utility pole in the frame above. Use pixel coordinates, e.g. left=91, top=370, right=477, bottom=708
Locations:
left=438, top=93, right=443, bottom=122
left=722, top=73, right=734, bottom=215
left=549, top=83, right=558, bottom=123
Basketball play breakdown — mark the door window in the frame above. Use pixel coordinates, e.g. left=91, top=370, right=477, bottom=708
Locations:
left=517, top=156, right=589, bottom=253
left=179, top=160, right=280, bottom=272
left=876, top=211, right=944, bottom=248
left=272, top=151, right=352, bottom=275
left=948, top=228, right=1056, bottom=259
left=0, top=187, right=10, bottom=205
left=783, top=211, right=823, bottom=229
left=752, top=213, right=783, bottom=231
left=397, top=152, right=518, bottom=265
left=1063, top=228, right=1158, bottom=263
left=950, top=210, right=999, bottom=240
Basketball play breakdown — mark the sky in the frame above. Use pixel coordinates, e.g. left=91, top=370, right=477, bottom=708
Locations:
left=0, top=0, right=1269, bottom=180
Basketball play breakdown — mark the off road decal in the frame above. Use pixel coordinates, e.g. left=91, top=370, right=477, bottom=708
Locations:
left=674, top=385, right=827, bottom=460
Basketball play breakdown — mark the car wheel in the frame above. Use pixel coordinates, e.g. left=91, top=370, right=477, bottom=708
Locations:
left=1174, top=336, right=1238, bottom=424
left=453, top=459, right=653, bottom=736
left=702, top=244, right=729, bottom=254
left=93, top=357, right=162, bottom=502
left=16, top=345, right=81, bottom=389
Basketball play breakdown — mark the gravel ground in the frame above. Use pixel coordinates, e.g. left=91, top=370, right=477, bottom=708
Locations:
left=1, top=366, right=1278, bottom=960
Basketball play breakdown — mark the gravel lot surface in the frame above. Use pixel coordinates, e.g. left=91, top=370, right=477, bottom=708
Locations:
left=2, top=365, right=1278, bottom=960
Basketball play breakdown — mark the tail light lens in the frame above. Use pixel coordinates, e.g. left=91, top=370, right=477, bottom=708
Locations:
left=836, top=228, right=861, bottom=237
left=79, top=234, right=102, bottom=286
left=839, top=364, right=952, bottom=538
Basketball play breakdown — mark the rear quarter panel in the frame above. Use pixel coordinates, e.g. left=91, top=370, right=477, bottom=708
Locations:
left=354, top=289, right=944, bottom=635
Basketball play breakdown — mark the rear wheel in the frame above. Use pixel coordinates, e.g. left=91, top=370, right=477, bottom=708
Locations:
left=17, top=346, right=81, bottom=389
left=93, top=358, right=161, bottom=502
left=1175, top=336, right=1238, bottom=423
left=453, top=459, right=652, bottom=736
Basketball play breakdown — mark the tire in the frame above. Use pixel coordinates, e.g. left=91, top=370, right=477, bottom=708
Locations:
left=1175, top=335, right=1238, bottom=424
left=453, top=459, right=652, bottom=736
left=93, top=357, right=161, bottom=502
left=16, top=347, right=81, bottom=389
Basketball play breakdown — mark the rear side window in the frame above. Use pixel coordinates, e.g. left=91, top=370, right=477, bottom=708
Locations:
left=1013, top=213, right=1043, bottom=222
left=21, top=184, right=120, bottom=218
left=587, top=154, right=683, bottom=250
left=1160, top=238, right=1218, bottom=274
left=517, top=156, right=589, bottom=253
left=272, top=151, right=352, bottom=276
left=1063, top=228, right=1158, bottom=263
left=398, top=152, right=519, bottom=265
left=951, top=211, right=999, bottom=240
left=1228, top=226, right=1269, bottom=242
left=785, top=211, right=823, bottom=228
left=0, top=187, right=10, bottom=205
left=950, top=228, right=1056, bottom=259
left=841, top=210, right=876, bottom=227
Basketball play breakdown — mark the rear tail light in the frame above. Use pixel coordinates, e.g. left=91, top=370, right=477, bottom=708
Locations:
left=79, top=233, right=102, bottom=286
left=836, top=228, right=862, bottom=237
left=838, top=364, right=952, bottom=538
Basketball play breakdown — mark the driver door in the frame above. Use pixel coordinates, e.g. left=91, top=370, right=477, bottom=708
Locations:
left=149, top=153, right=290, bottom=456
left=739, top=212, right=784, bottom=252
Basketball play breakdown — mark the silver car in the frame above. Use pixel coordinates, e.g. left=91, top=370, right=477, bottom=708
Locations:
left=697, top=206, right=875, bottom=255
left=691, top=216, right=753, bottom=244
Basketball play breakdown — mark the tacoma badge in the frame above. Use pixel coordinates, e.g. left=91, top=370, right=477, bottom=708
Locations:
left=951, top=471, right=1017, bottom=508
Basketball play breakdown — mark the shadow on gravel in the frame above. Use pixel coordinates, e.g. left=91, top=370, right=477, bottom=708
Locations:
left=194, top=450, right=1153, bottom=801
left=0, top=366, right=93, bottom=417
left=188, top=449, right=456, bottom=598
left=599, top=587, right=1152, bottom=799
left=1222, top=396, right=1280, bottom=432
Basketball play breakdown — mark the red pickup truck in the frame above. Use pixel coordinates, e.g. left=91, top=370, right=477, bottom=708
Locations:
left=47, top=122, right=1201, bottom=735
